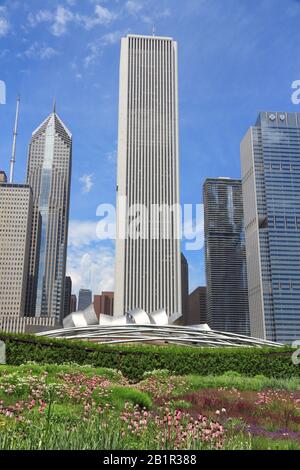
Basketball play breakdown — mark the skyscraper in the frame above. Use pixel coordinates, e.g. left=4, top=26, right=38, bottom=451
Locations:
left=78, top=289, right=92, bottom=311
left=94, top=292, right=114, bottom=317
left=181, top=253, right=189, bottom=324
left=70, top=294, right=77, bottom=314
left=241, top=112, right=300, bottom=344
left=25, top=107, right=72, bottom=319
left=188, top=287, right=207, bottom=326
left=114, top=34, right=181, bottom=319
left=63, top=276, right=72, bottom=318
left=0, top=183, right=33, bottom=316
left=204, top=178, right=250, bottom=335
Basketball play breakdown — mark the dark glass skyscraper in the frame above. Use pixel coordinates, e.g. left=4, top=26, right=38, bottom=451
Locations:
left=63, top=277, right=72, bottom=318
left=204, top=178, right=250, bottom=335
left=78, top=289, right=93, bottom=311
left=241, top=112, right=300, bottom=344
left=181, top=253, right=189, bottom=324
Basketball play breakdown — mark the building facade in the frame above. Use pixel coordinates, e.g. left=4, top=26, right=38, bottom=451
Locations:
left=114, top=34, right=182, bottom=319
left=63, top=277, right=72, bottom=318
left=0, top=316, right=58, bottom=334
left=0, top=171, right=7, bottom=183
left=78, top=289, right=92, bottom=311
left=181, top=254, right=189, bottom=324
left=188, top=287, right=207, bottom=326
left=241, top=112, right=300, bottom=344
left=94, top=292, right=114, bottom=317
left=204, top=178, right=250, bottom=335
left=70, top=294, right=77, bottom=314
left=0, top=184, right=33, bottom=316
left=25, top=109, right=72, bottom=320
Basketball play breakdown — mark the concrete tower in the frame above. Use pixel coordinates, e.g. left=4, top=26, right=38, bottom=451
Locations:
left=114, top=34, right=181, bottom=320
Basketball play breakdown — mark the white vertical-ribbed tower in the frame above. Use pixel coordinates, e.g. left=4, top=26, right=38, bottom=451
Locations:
left=114, top=34, right=182, bottom=320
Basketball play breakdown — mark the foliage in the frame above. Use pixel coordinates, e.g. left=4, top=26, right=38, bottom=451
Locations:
left=0, top=331, right=298, bottom=381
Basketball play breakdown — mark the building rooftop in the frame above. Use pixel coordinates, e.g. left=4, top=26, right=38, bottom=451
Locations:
left=127, top=34, right=173, bottom=41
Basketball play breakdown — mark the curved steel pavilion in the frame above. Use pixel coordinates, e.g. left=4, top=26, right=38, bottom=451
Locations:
left=37, top=307, right=282, bottom=348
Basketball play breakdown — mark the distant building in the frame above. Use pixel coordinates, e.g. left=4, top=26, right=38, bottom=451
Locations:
left=78, top=289, right=92, bottom=311
left=70, top=295, right=77, bottom=314
left=63, top=277, right=72, bottom=318
left=0, top=170, right=7, bottom=183
left=25, top=107, right=72, bottom=320
left=94, top=292, right=114, bottom=318
left=0, top=316, right=59, bottom=334
left=188, top=287, right=207, bottom=325
left=181, top=254, right=189, bottom=324
left=0, top=183, right=33, bottom=316
left=241, top=111, right=300, bottom=344
left=204, top=178, right=250, bottom=335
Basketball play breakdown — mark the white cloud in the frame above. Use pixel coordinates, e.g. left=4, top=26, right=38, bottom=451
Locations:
left=101, top=30, right=124, bottom=45
left=84, top=30, right=126, bottom=67
left=125, top=1, right=143, bottom=14
left=68, top=220, right=99, bottom=248
left=67, top=244, right=115, bottom=297
left=141, top=7, right=172, bottom=25
left=79, top=174, right=94, bottom=193
left=82, top=5, right=116, bottom=29
left=67, top=220, right=115, bottom=296
left=27, top=6, right=74, bottom=36
left=0, top=7, right=10, bottom=37
left=27, top=4, right=116, bottom=36
left=51, top=5, right=74, bottom=36
left=28, top=10, right=53, bottom=27
left=23, top=42, right=58, bottom=60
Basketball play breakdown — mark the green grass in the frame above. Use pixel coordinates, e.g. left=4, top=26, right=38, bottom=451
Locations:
left=250, top=437, right=300, bottom=450
left=109, top=386, right=152, bottom=410
left=0, top=416, right=124, bottom=450
left=184, top=373, right=300, bottom=393
left=171, top=399, right=193, bottom=409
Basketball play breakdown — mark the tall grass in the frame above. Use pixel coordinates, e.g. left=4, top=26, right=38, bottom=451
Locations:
left=185, top=373, right=300, bottom=392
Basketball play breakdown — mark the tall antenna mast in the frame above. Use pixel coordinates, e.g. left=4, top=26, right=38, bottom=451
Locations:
left=9, top=96, right=20, bottom=184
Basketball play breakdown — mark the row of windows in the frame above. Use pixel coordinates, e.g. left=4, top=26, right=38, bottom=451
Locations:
left=268, top=215, right=300, bottom=230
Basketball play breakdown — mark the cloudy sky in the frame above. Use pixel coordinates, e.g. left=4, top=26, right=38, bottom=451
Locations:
left=0, top=0, right=299, bottom=297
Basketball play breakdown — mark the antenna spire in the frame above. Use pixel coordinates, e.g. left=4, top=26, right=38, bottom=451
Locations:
left=9, top=96, right=20, bottom=184
left=53, top=97, right=56, bottom=114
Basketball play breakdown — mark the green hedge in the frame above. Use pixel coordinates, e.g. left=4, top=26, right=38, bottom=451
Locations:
left=0, top=331, right=298, bottom=381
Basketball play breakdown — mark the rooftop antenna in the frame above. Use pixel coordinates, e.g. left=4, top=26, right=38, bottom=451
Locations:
left=53, top=97, right=56, bottom=114
left=9, top=96, right=20, bottom=184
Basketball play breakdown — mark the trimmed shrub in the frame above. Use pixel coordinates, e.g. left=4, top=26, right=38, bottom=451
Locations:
left=0, top=331, right=298, bottom=381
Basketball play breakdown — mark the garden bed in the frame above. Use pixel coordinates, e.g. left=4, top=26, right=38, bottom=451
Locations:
left=0, top=365, right=300, bottom=450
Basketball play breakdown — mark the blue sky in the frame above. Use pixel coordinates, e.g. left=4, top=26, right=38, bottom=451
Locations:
left=0, top=0, right=300, bottom=297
